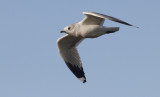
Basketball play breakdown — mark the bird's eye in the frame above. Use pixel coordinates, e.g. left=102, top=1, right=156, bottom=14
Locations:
left=68, top=27, right=71, bottom=30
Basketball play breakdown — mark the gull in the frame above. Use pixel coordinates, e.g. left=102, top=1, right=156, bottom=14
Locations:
left=57, top=12, right=138, bottom=83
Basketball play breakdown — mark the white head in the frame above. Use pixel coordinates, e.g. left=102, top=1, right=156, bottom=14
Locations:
left=60, top=23, right=78, bottom=35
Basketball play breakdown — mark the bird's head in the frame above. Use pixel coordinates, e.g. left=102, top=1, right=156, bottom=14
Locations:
left=60, top=24, right=77, bottom=35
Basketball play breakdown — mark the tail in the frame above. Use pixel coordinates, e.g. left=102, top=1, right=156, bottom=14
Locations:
left=106, top=27, right=119, bottom=34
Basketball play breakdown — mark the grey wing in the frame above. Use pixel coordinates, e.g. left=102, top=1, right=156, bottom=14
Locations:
left=80, top=12, right=105, bottom=25
left=57, top=34, right=86, bottom=83
left=81, top=12, right=138, bottom=28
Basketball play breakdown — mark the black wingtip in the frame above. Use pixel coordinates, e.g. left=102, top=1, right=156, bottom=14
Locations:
left=83, top=79, right=87, bottom=83
left=65, top=62, right=87, bottom=83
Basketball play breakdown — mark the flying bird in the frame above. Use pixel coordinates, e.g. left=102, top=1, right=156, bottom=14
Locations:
left=57, top=12, right=138, bottom=83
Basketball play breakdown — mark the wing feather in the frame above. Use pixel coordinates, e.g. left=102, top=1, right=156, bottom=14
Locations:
left=57, top=35, right=86, bottom=83
left=81, top=12, right=138, bottom=28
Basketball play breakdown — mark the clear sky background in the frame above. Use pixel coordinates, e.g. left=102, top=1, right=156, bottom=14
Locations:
left=0, top=0, right=160, bottom=97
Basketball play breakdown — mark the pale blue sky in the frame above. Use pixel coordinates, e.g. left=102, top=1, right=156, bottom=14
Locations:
left=0, top=0, right=160, bottom=97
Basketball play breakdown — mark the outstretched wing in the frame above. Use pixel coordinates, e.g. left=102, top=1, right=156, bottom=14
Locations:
left=81, top=11, right=138, bottom=28
left=57, top=34, right=86, bottom=83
